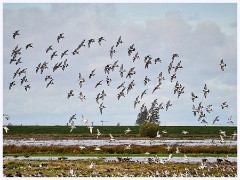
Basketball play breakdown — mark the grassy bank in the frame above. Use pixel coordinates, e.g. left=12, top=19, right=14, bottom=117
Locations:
left=3, top=144, right=237, bottom=157
left=3, top=125, right=237, bottom=139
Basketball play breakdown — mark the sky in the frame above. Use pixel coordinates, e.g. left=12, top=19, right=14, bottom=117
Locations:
left=2, top=2, right=238, bottom=126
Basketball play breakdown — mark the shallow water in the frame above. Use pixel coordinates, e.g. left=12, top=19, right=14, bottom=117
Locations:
left=3, top=155, right=237, bottom=163
left=3, top=139, right=236, bottom=147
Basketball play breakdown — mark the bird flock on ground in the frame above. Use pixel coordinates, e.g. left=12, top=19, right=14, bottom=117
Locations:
left=5, top=29, right=234, bottom=133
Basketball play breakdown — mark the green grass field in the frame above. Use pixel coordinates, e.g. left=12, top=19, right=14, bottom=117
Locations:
left=3, top=125, right=237, bottom=139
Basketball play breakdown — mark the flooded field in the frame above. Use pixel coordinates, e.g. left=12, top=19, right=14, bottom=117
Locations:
left=3, top=139, right=237, bottom=147
left=3, top=155, right=237, bottom=163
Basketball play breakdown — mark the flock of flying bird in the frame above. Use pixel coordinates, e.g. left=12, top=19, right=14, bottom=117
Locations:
left=5, top=30, right=233, bottom=132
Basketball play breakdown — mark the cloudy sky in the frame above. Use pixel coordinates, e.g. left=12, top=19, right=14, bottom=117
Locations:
left=2, top=2, right=237, bottom=126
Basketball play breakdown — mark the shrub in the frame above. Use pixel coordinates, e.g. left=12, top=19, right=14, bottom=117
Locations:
left=139, top=121, right=159, bottom=138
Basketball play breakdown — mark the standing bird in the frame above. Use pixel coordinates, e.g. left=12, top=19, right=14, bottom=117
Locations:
left=13, top=30, right=20, bottom=39
left=203, top=84, right=210, bottom=98
left=219, top=59, right=226, bottom=71
left=156, top=131, right=161, bottom=138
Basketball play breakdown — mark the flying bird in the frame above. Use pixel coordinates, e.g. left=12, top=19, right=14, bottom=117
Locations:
left=57, top=33, right=64, bottom=43
left=9, top=81, right=16, bottom=90
left=3, top=126, right=9, bottom=133
left=227, top=116, right=234, bottom=125
left=96, top=129, right=101, bottom=138
left=78, top=92, right=86, bottom=102
left=182, top=130, right=189, bottom=135
left=95, top=80, right=103, bottom=88
left=78, top=73, right=85, bottom=88
left=141, top=89, right=148, bottom=99
left=99, top=103, right=106, bottom=114
left=219, top=59, right=226, bottom=71
left=109, top=133, right=115, bottom=142
left=191, top=92, right=198, bottom=102
left=89, top=69, right=96, bottom=79
left=88, top=39, right=95, bottom=48
left=3, top=114, right=10, bottom=120
left=221, top=102, right=228, bottom=109
left=46, top=79, right=54, bottom=88
left=26, top=43, right=33, bottom=49
left=124, top=127, right=131, bottom=134
left=88, top=126, right=94, bottom=134
left=116, top=36, right=123, bottom=47
left=46, top=45, right=53, bottom=53
left=67, top=90, right=74, bottom=99
left=212, top=116, right=219, bottom=125
left=13, top=30, right=20, bottom=39
left=98, top=37, right=106, bottom=45
left=82, top=115, right=88, bottom=125
left=172, top=53, right=179, bottom=61
left=165, top=100, right=172, bottom=111
left=203, top=84, right=210, bottom=98
left=61, top=50, right=68, bottom=59
left=156, top=131, right=161, bottom=138
left=109, top=45, right=116, bottom=59
left=128, top=44, right=135, bottom=56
